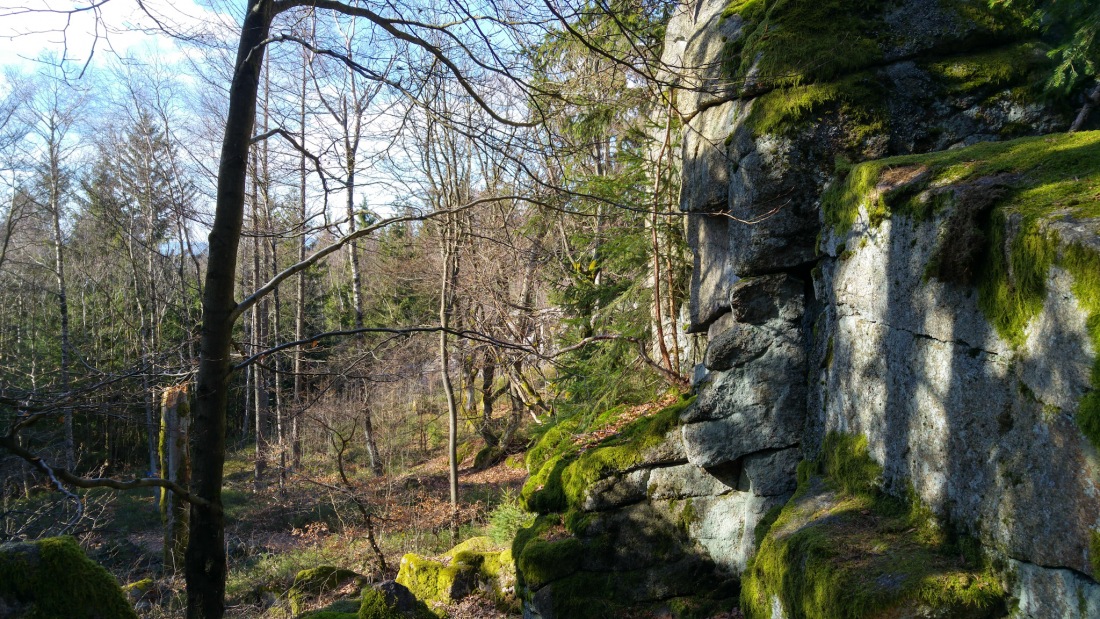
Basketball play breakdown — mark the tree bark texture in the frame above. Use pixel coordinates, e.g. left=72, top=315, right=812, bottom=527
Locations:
left=187, top=1, right=273, bottom=616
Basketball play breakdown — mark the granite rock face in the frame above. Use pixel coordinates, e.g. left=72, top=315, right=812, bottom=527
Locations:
left=683, top=273, right=806, bottom=470
left=523, top=0, right=1100, bottom=616
left=667, top=0, right=1099, bottom=615
left=817, top=187, right=1100, bottom=608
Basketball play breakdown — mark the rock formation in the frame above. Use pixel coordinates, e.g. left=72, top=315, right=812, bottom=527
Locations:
left=518, top=0, right=1100, bottom=617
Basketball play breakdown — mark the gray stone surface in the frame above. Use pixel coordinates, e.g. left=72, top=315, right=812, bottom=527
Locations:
left=685, top=492, right=788, bottom=573
left=703, top=322, right=773, bottom=371
left=647, top=463, right=733, bottom=500
left=821, top=208, right=1100, bottom=577
left=583, top=469, right=650, bottom=512
left=687, top=213, right=737, bottom=331
left=730, top=274, right=805, bottom=325
left=1009, top=560, right=1100, bottom=619
left=683, top=274, right=807, bottom=468
left=663, top=0, right=743, bottom=112
left=681, top=102, right=738, bottom=213
left=740, top=448, right=801, bottom=497
left=1019, top=267, right=1096, bottom=413
left=638, top=429, right=688, bottom=465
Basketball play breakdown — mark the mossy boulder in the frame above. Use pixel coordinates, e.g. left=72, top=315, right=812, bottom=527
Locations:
left=472, top=445, right=504, bottom=471
left=358, top=587, right=405, bottom=619
left=0, top=536, right=138, bottom=619
left=742, top=433, right=1006, bottom=619
left=289, top=566, right=365, bottom=615
left=395, top=539, right=516, bottom=613
left=520, top=396, right=694, bottom=514
left=301, top=598, right=361, bottom=618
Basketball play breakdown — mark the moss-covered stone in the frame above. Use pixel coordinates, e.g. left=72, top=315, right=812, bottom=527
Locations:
left=521, top=396, right=694, bottom=514
left=0, top=536, right=138, bottom=619
left=742, top=432, right=1005, bottom=619
left=358, top=588, right=404, bottom=619
left=395, top=539, right=516, bottom=612
left=472, top=445, right=504, bottom=471
left=721, top=0, right=1035, bottom=91
left=395, top=553, right=466, bottom=607
left=721, top=0, right=887, bottom=89
left=289, top=566, right=363, bottom=615
left=443, top=536, right=501, bottom=558
left=824, top=131, right=1100, bottom=451
left=301, top=598, right=360, bottom=618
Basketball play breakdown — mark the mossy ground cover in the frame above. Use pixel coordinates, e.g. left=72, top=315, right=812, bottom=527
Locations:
left=742, top=433, right=1004, bottom=619
left=822, top=131, right=1100, bottom=450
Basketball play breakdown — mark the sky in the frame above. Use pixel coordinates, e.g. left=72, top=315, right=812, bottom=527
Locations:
left=0, top=0, right=228, bottom=76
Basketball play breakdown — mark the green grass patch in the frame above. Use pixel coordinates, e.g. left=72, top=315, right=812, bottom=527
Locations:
left=742, top=433, right=1004, bottom=619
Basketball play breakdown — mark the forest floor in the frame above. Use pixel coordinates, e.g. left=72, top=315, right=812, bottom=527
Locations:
left=81, top=444, right=529, bottom=618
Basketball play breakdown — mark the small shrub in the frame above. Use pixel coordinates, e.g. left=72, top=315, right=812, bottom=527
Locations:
left=487, top=491, right=535, bottom=545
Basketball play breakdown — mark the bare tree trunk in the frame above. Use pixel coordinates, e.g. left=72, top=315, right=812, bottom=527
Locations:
left=291, top=41, right=309, bottom=471
left=478, top=363, right=498, bottom=447
left=187, top=2, right=273, bottom=616
left=439, top=214, right=460, bottom=543
left=362, top=406, right=383, bottom=476
left=250, top=160, right=268, bottom=489
left=650, top=100, right=675, bottom=374
left=46, top=136, right=74, bottom=470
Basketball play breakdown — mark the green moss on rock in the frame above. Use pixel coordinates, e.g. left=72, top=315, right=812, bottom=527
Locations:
left=1063, top=242, right=1100, bottom=451
left=745, top=72, right=888, bottom=141
left=824, top=132, right=1100, bottom=451
left=521, top=396, right=694, bottom=514
left=472, top=445, right=504, bottom=471
left=300, top=598, right=361, bottom=618
left=721, top=0, right=886, bottom=88
left=444, top=536, right=501, bottom=558
left=289, top=566, right=363, bottom=615
left=358, top=588, right=404, bottom=619
left=924, top=42, right=1050, bottom=95
left=721, top=0, right=1034, bottom=91
left=0, top=536, right=138, bottom=619
left=742, top=433, right=1005, bottom=619
left=395, top=539, right=516, bottom=612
